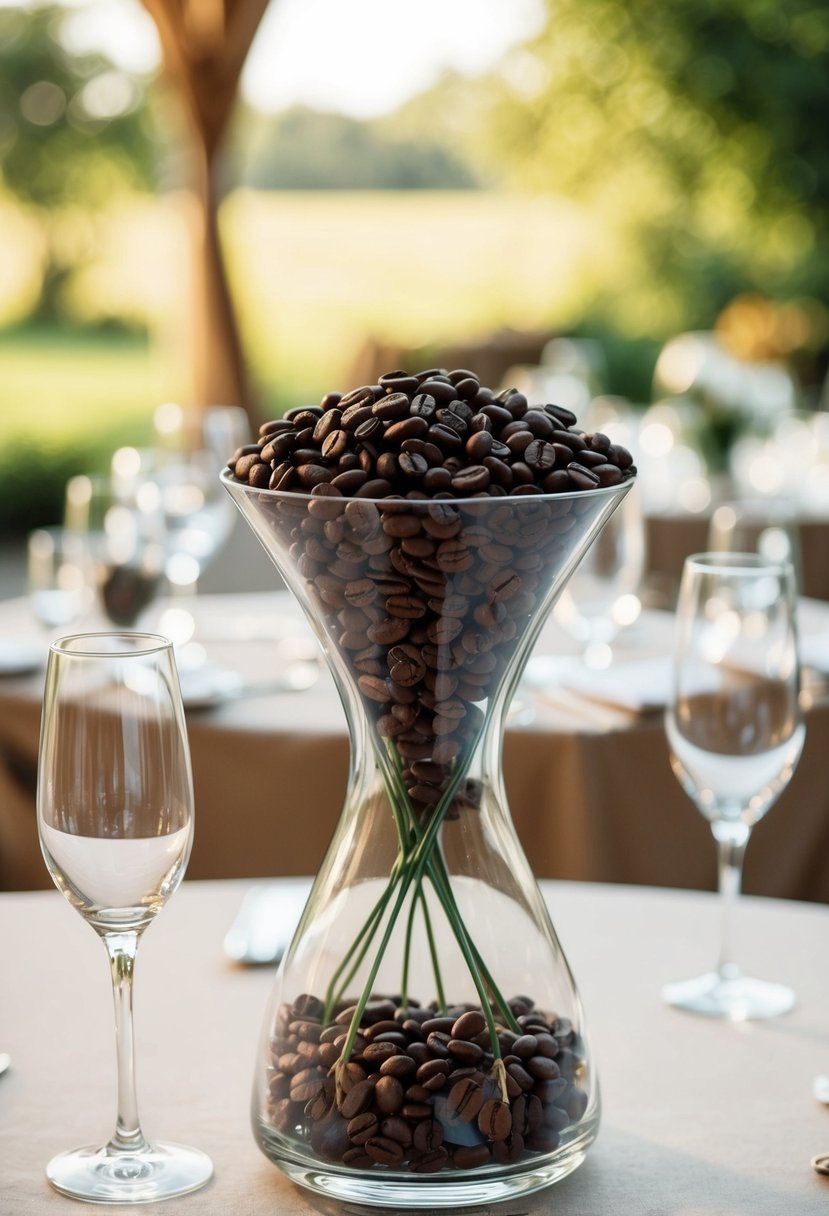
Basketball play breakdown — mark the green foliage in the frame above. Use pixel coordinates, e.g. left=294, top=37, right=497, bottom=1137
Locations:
left=0, top=5, right=158, bottom=207
left=229, top=104, right=480, bottom=190
left=0, top=4, right=163, bottom=322
left=0, top=324, right=158, bottom=533
left=473, top=0, right=829, bottom=334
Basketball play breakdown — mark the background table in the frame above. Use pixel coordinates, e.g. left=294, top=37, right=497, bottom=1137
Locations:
left=2, top=878, right=829, bottom=1214
left=1, top=592, right=828, bottom=901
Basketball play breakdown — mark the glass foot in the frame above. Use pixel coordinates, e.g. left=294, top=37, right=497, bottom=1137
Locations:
left=46, top=1140, right=213, bottom=1204
left=662, top=971, right=795, bottom=1020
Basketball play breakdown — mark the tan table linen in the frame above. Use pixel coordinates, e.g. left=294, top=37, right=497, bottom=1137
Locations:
left=646, top=512, right=829, bottom=603
left=1, top=593, right=828, bottom=900
left=2, top=878, right=829, bottom=1214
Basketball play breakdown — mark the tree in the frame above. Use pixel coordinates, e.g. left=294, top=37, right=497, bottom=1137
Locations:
left=0, top=4, right=159, bottom=320
left=479, top=0, right=829, bottom=337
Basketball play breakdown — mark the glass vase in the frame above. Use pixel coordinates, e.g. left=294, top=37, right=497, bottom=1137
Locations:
left=223, top=471, right=632, bottom=1208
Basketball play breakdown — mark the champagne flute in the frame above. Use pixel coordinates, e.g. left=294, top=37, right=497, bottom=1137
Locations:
left=662, top=552, right=805, bottom=1019
left=37, top=632, right=213, bottom=1202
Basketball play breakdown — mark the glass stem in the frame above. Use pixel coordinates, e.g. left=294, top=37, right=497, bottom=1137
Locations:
left=712, top=821, right=750, bottom=982
left=103, top=932, right=147, bottom=1154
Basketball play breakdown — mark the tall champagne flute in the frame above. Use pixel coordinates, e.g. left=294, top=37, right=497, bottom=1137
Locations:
left=37, top=632, right=213, bottom=1202
left=662, top=553, right=805, bottom=1019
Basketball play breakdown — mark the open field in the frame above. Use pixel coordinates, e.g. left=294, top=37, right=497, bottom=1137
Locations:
left=0, top=189, right=616, bottom=531
left=1, top=189, right=603, bottom=436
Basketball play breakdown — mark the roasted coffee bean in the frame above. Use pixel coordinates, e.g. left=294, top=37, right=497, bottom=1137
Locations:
left=340, top=1078, right=375, bottom=1119
left=447, top=1038, right=484, bottom=1065
left=527, top=1055, right=560, bottom=1081
left=380, top=1115, right=413, bottom=1146
left=374, top=1075, right=404, bottom=1114
left=453, top=1144, right=491, bottom=1169
left=409, top=1147, right=449, bottom=1173
left=412, top=1118, right=444, bottom=1153
left=365, top=1136, right=404, bottom=1166
left=446, top=1077, right=484, bottom=1122
left=347, top=1111, right=379, bottom=1144
left=512, top=1093, right=543, bottom=1137
left=493, top=1132, right=525, bottom=1164
left=361, top=1041, right=401, bottom=1067
left=477, top=1098, right=512, bottom=1141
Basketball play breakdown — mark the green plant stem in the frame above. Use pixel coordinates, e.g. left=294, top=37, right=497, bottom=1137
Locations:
left=322, top=859, right=403, bottom=1022
left=418, top=883, right=446, bottom=1013
left=426, top=851, right=522, bottom=1035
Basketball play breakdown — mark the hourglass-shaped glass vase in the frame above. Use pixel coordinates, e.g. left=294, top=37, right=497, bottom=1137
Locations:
left=223, top=471, right=632, bottom=1208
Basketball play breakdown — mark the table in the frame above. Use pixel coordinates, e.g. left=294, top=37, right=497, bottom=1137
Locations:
left=2, top=878, right=829, bottom=1214
left=1, top=592, right=829, bottom=901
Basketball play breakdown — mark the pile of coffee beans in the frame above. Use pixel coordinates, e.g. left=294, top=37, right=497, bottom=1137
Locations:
left=227, top=369, right=635, bottom=818
left=228, top=368, right=635, bottom=500
left=264, top=992, right=589, bottom=1173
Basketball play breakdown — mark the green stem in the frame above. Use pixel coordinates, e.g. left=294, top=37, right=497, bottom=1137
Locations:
left=426, top=850, right=522, bottom=1035
left=323, top=859, right=403, bottom=1022
left=400, top=881, right=418, bottom=1008
left=419, top=881, right=446, bottom=1013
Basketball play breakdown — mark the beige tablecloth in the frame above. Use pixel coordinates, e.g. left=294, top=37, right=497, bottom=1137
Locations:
left=1, top=592, right=829, bottom=901
left=2, top=878, right=829, bottom=1214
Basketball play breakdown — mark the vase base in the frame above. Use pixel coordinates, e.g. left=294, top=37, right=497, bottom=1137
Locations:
left=256, top=1118, right=598, bottom=1210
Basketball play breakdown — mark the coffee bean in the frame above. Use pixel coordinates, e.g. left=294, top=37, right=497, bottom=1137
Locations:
left=446, top=1077, right=484, bottom=1122
left=493, top=1131, right=525, bottom=1164
left=409, top=1147, right=449, bottom=1173
left=412, top=1118, right=444, bottom=1153
left=453, top=1144, right=491, bottom=1169
left=340, top=1078, right=375, bottom=1119
left=365, top=1136, right=404, bottom=1166
left=477, top=1098, right=512, bottom=1141
left=347, top=1111, right=379, bottom=1144
left=374, top=1075, right=404, bottom=1114
left=451, top=1009, right=487, bottom=1041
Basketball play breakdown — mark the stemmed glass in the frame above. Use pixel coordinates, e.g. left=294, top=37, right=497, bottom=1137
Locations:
left=662, top=552, right=805, bottom=1019
left=37, top=632, right=213, bottom=1202
left=552, top=480, right=646, bottom=668
left=707, top=497, right=803, bottom=592
left=65, top=474, right=167, bottom=629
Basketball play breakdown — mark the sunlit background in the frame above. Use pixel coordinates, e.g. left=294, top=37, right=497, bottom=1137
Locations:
left=1, top=0, right=828, bottom=542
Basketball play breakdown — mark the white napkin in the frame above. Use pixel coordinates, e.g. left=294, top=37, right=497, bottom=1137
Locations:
left=558, top=654, right=673, bottom=714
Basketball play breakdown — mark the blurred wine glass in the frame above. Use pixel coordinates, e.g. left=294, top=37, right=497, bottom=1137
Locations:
left=552, top=480, right=646, bottom=669
left=65, top=473, right=166, bottom=629
left=153, top=403, right=250, bottom=586
left=27, top=527, right=89, bottom=633
left=707, top=498, right=803, bottom=591
left=662, top=552, right=804, bottom=1019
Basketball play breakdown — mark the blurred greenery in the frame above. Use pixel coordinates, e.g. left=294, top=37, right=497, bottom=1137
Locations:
left=1, top=0, right=828, bottom=536
left=0, top=3, right=164, bottom=324
left=0, top=325, right=158, bottom=529
left=231, top=104, right=479, bottom=190
left=477, top=0, right=829, bottom=333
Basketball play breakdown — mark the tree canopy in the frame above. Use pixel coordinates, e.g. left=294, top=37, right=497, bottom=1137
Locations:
left=477, top=0, right=829, bottom=335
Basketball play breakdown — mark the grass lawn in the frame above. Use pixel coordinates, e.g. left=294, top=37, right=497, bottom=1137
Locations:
left=0, top=326, right=162, bottom=451
left=0, top=188, right=609, bottom=531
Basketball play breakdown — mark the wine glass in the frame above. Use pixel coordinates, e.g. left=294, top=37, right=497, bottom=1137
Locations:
left=552, top=479, right=646, bottom=668
left=707, top=497, right=803, bottom=592
left=27, top=527, right=89, bottom=633
left=65, top=474, right=167, bottom=629
left=36, top=631, right=213, bottom=1202
left=662, top=552, right=805, bottom=1019
left=152, top=403, right=250, bottom=593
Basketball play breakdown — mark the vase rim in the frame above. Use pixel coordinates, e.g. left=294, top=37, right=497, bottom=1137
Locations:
left=220, top=466, right=634, bottom=507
